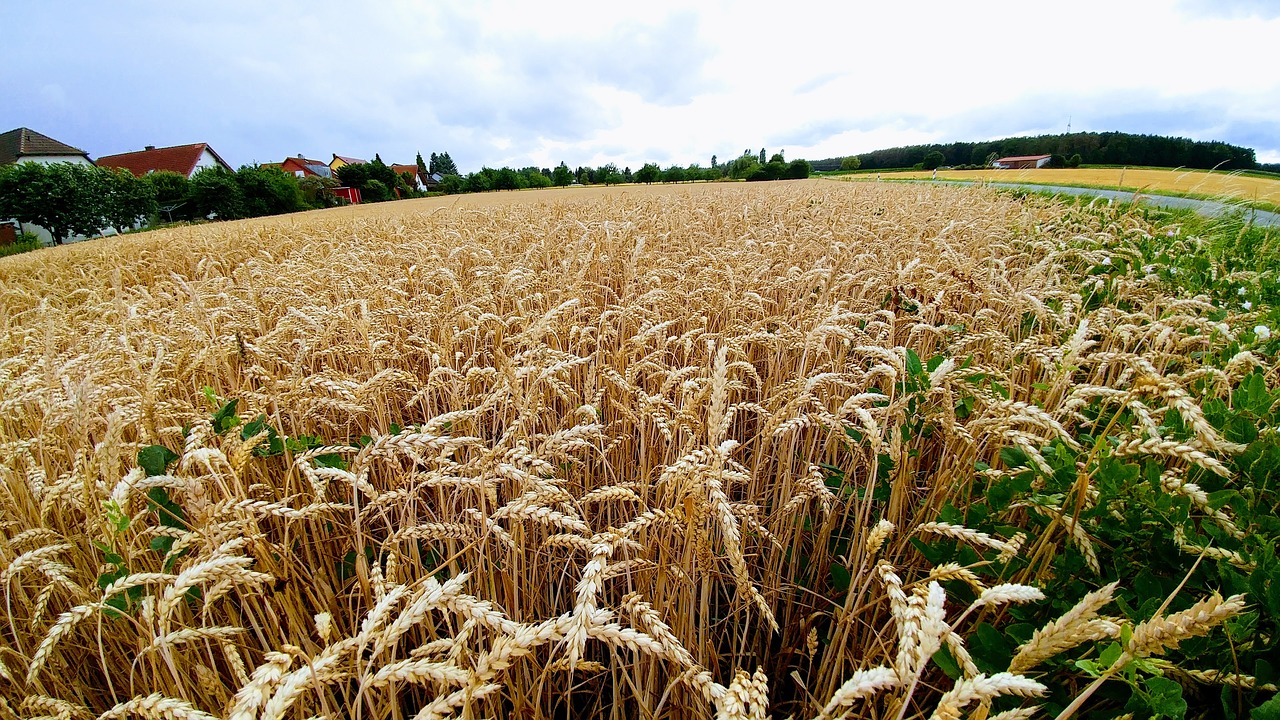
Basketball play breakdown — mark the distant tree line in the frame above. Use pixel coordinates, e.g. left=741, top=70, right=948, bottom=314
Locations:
left=428, top=148, right=811, bottom=196
left=810, top=132, right=1258, bottom=172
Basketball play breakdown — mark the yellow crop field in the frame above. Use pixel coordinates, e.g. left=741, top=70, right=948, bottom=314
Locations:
left=0, top=182, right=1270, bottom=718
left=849, top=167, right=1280, bottom=207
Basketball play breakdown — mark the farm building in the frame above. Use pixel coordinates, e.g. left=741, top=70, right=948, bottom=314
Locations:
left=96, top=143, right=233, bottom=179
left=332, top=186, right=362, bottom=204
left=280, top=155, right=333, bottom=178
left=0, top=127, right=93, bottom=166
left=993, top=154, right=1052, bottom=169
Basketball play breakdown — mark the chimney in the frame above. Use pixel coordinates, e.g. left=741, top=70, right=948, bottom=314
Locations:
left=145, top=145, right=156, bottom=151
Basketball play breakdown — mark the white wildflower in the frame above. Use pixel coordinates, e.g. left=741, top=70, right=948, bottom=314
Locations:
left=1239, top=287, right=1247, bottom=296
left=1243, top=301, right=1253, bottom=311
left=1257, top=325, right=1272, bottom=341
left=1101, top=257, right=1112, bottom=266
left=1142, top=264, right=1155, bottom=274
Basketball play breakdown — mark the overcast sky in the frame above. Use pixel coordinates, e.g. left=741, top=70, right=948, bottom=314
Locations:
left=4, top=1, right=1278, bottom=172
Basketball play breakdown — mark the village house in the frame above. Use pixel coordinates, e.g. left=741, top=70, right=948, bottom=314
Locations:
left=280, top=155, right=333, bottom=178
left=96, top=142, right=233, bottom=179
left=330, top=154, right=367, bottom=173
left=1, top=127, right=96, bottom=244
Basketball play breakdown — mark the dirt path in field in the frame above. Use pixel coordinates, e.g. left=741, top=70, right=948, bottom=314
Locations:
left=896, top=179, right=1280, bottom=227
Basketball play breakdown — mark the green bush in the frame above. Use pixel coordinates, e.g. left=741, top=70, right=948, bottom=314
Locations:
left=0, top=231, right=42, bottom=257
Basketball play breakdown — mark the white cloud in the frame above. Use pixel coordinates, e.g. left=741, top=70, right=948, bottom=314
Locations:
left=0, top=0, right=1276, bottom=169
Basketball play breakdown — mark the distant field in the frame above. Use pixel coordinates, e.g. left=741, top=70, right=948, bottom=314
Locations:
left=847, top=167, right=1280, bottom=207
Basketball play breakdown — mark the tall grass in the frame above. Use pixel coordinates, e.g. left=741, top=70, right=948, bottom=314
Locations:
left=0, top=184, right=1265, bottom=718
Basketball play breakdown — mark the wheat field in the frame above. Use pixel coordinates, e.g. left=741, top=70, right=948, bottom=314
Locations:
left=0, top=182, right=1258, bottom=718
left=856, top=167, right=1280, bottom=207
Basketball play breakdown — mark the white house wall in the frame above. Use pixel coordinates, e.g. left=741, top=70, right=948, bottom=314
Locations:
left=192, top=149, right=224, bottom=176
left=15, top=155, right=94, bottom=166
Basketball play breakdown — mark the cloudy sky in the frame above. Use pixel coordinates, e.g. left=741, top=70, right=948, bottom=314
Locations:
left=3, top=1, right=1278, bottom=172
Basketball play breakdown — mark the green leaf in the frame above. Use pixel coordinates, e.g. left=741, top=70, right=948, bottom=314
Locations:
left=146, top=488, right=187, bottom=529
left=905, top=348, right=923, bottom=378
left=314, top=453, right=348, bottom=470
left=933, top=646, right=962, bottom=680
left=92, top=540, right=124, bottom=566
left=1098, top=641, right=1124, bottom=669
left=103, top=500, right=130, bottom=534
left=137, top=444, right=178, bottom=478
left=211, top=398, right=240, bottom=434
left=97, top=564, right=127, bottom=590
left=1253, top=693, right=1280, bottom=720
left=829, top=563, right=851, bottom=593
left=150, top=535, right=175, bottom=556
left=1144, top=675, right=1187, bottom=719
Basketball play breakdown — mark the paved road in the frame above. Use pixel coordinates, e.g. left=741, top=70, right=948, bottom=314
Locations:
left=903, top=180, right=1280, bottom=228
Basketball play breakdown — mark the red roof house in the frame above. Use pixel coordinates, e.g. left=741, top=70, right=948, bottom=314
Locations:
left=280, top=155, right=333, bottom=178
left=96, top=143, right=233, bottom=178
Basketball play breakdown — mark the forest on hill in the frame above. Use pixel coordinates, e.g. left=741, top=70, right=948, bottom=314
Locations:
left=811, top=131, right=1258, bottom=171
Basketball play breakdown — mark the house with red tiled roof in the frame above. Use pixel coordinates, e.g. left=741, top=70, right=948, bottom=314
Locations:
left=390, top=163, right=441, bottom=192
left=280, top=155, right=333, bottom=178
left=0, top=127, right=93, bottom=166
left=96, top=143, right=233, bottom=179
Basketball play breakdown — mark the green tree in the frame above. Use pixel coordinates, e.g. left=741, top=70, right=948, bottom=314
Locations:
left=728, top=153, right=761, bottom=179
left=465, top=172, right=493, bottom=193
left=439, top=174, right=466, bottom=194
left=143, top=171, right=193, bottom=222
left=758, top=148, right=767, bottom=164
left=524, top=170, right=552, bottom=188
left=922, top=150, right=946, bottom=170
left=840, top=156, right=862, bottom=171
left=236, top=165, right=305, bottom=217
left=336, top=162, right=371, bottom=191
left=416, top=152, right=428, bottom=176
left=362, top=179, right=392, bottom=202
left=103, top=168, right=157, bottom=232
left=597, top=163, right=622, bottom=185
left=785, top=159, right=812, bottom=179
left=493, top=167, right=519, bottom=191
left=635, top=163, right=661, bottom=184
left=432, top=152, right=459, bottom=176
left=0, top=162, right=112, bottom=243
left=190, top=167, right=244, bottom=220
left=661, top=165, right=687, bottom=183
left=710, top=154, right=718, bottom=169
left=551, top=162, right=574, bottom=187
left=1068, top=153, right=1083, bottom=168
left=299, top=175, right=341, bottom=208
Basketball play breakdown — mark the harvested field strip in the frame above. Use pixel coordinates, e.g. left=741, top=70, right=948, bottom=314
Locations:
left=847, top=167, right=1280, bottom=207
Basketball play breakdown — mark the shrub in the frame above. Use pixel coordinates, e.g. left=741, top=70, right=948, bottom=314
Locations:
left=0, top=230, right=42, bottom=257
